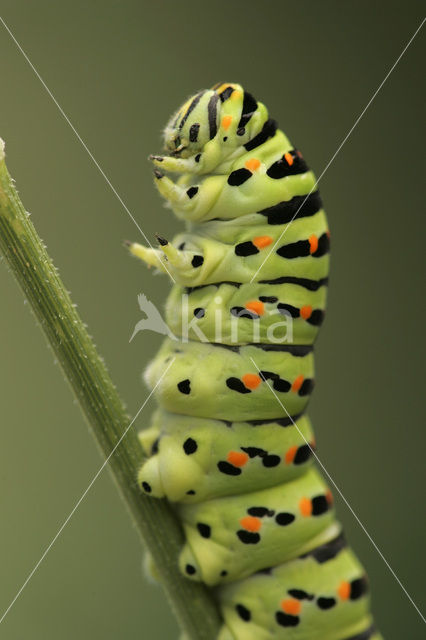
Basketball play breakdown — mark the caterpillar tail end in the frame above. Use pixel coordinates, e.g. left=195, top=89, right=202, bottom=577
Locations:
left=143, top=551, right=161, bottom=585
left=138, top=457, right=164, bottom=499
left=178, top=545, right=202, bottom=583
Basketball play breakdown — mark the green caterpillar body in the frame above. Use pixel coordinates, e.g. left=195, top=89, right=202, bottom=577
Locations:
left=130, top=83, right=381, bottom=639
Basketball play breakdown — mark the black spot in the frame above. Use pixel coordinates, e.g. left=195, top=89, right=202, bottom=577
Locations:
left=247, top=507, right=275, bottom=518
left=220, top=570, right=228, bottom=577
left=258, top=191, right=322, bottom=225
left=185, top=564, right=196, bottom=575
left=196, top=523, right=211, bottom=538
left=191, top=255, right=204, bottom=268
left=263, top=454, right=281, bottom=467
left=237, top=530, right=261, bottom=544
left=217, top=461, right=241, bottom=476
left=299, top=379, right=314, bottom=396
left=228, top=168, right=252, bottom=186
left=259, top=296, right=278, bottom=303
left=142, top=481, right=152, bottom=493
left=238, top=91, right=258, bottom=128
left=273, top=378, right=291, bottom=393
left=186, top=490, right=196, bottom=495
left=241, top=446, right=266, bottom=458
left=259, top=370, right=279, bottom=381
left=151, top=438, right=160, bottom=455
left=312, top=495, right=330, bottom=516
left=235, top=241, right=259, bottom=256
left=154, top=169, right=164, bottom=179
left=183, top=437, right=197, bottom=454
left=178, top=242, right=186, bottom=250
left=275, top=512, right=295, bottom=526
left=223, top=136, right=228, bottom=141
left=266, top=150, right=308, bottom=179
left=317, top=597, right=336, bottom=610
left=277, top=303, right=300, bottom=318
left=219, top=86, right=234, bottom=102
left=313, top=232, right=330, bottom=257
left=187, top=186, right=198, bottom=199
left=275, top=611, right=299, bottom=627
left=226, top=377, right=251, bottom=394
left=294, top=445, right=312, bottom=465
left=307, top=309, right=325, bottom=326
left=195, top=153, right=201, bottom=163
left=235, top=603, right=251, bottom=621
left=244, top=118, right=277, bottom=151
left=189, top=123, right=200, bottom=142
left=230, top=306, right=258, bottom=319
left=193, top=307, right=205, bottom=318
left=288, top=589, right=314, bottom=601
left=277, top=239, right=311, bottom=259
left=177, top=379, right=191, bottom=395
left=350, top=577, right=368, bottom=600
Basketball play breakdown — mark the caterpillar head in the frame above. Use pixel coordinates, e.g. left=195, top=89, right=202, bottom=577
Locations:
left=163, top=83, right=269, bottom=164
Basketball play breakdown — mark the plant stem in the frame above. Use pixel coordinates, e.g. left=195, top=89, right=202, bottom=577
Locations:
left=0, top=139, right=222, bottom=640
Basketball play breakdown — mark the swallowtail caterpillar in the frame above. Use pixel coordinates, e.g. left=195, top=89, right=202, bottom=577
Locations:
left=127, top=83, right=382, bottom=640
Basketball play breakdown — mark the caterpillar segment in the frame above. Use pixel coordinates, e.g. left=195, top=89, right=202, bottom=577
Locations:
left=130, top=83, right=381, bottom=639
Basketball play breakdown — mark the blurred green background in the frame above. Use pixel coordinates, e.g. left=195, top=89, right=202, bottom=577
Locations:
left=0, top=1, right=425, bottom=638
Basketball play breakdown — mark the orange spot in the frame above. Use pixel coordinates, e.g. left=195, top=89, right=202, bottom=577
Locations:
left=299, top=496, right=312, bottom=517
left=245, top=300, right=265, bottom=316
left=222, top=115, right=232, bottom=130
left=241, top=373, right=262, bottom=390
left=285, top=445, right=298, bottom=464
left=300, top=305, right=313, bottom=320
left=245, top=158, right=261, bottom=172
left=227, top=451, right=249, bottom=467
left=296, top=150, right=303, bottom=158
left=284, top=152, right=294, bottom=166
left=326, top=230, right=331, bottom=239
left=309, top=234, right=318, bottom=254
left=253, top=235, right=273, bottom=249
left=240, top=516, right=262, bottom=532
left=291, top=375, right=304, bottom=392
left=231, top=90, right=242, bottom=101
left=326, top=489, right=334, bottom=504
left=281, top=599, right=301, bottom=615
left=338, top=581, right=351, bottom=600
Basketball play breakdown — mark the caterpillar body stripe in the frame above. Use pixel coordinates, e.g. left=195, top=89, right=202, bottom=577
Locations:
left=129, top=83, right=382, bottom=640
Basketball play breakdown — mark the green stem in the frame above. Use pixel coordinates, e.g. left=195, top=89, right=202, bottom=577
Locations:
left=0, top=139, right=222, bottom=640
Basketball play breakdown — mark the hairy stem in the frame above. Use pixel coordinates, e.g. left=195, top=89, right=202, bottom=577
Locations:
left=0, top=139, right=221, bottom=639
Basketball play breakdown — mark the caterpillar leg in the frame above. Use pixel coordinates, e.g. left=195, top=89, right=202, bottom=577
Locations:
left=150, top=154, right=199, bottom=174
left=138, top=425, right=160, bottom=456
left=126, top=241, right=167, bottom=271
left=127, top=238, right=199, bottom=281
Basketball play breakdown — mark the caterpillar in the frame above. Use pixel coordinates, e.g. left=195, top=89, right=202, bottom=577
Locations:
left=128, top=83, right=382, bottom=640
